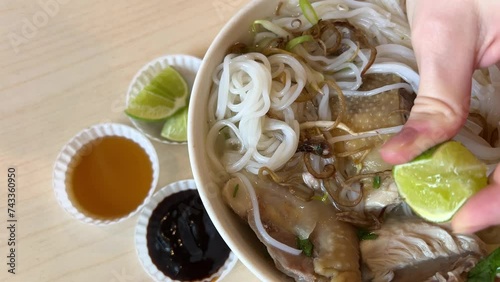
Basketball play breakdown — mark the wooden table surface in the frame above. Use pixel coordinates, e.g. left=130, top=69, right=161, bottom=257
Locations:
left=0, top=0, right=261, bottom=281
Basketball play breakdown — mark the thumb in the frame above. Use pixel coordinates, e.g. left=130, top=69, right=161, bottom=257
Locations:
left=452, top=166, right=500, bottom=234
left=380, top=67, right=471, bottom=164
left=380, top=0, right=477, bottom=165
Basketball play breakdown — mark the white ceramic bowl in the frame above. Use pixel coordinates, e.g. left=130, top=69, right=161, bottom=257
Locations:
left=188, top=1, right=287, bottom=281
left=53, top=123, right=160, bottom=226
left=135, top=179, right=238, bottom=282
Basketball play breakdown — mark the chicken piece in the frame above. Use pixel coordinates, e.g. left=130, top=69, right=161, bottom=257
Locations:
left=476, top=225, right=500, bottom=244
left=331, top=74, right=415, bottom=175
left=362, top=176, right=401, bottom=212
left=221, top=177, right=251, bottom=219
left=342, top=74, right=406, bottom=133
left=222, top=175, right=362, bottom=282
left=430, top=255, right=480, bottom=282
left=336, top=210, right=383, bottom=230
left=336, top=176, right=402, bottom=230
left=360, top=219, right=487, bottom=282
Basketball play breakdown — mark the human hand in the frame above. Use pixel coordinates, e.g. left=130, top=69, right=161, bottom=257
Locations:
left=379, top=0, right=500, bottom=233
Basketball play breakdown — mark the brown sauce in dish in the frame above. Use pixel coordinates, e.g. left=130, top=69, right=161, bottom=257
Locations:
left=147, top=189, right=231, bottom=281
left=69, top=136, right=153, bottom=219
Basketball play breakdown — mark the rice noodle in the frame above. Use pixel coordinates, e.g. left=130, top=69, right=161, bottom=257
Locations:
left=343, top=82, right=412, bottom=96
left=208, top=53, right=301, bottom=174
left=328, top=125, right=404, bottom=144
left=365, top=62, right=419, bottom=92
left=454, top=129, right=500, bottom=162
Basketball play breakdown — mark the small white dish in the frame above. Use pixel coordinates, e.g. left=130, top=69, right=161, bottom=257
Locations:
left=125, top=54, right=202, bottom=144
left=135, top=179, right=238, bottom=282
left=53, top=123, right=160, bottom=226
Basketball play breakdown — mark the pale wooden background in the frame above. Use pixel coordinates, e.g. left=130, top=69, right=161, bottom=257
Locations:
left=0, top=0, right=261, bottom=281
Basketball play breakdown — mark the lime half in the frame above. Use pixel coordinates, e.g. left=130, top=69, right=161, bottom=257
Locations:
left=161, top=106, right=188, bottom=142
left=393, top=141, right=488, bottom=222
left=125, top=66, right=188, bottom=121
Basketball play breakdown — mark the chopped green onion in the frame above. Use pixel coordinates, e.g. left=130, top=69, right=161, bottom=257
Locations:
left=232, top=184, right=239, bottom=198
left=373, top=175, right=381, bottom=189
left=286, top=35, right=314, bottom=51
left=296, top=237, right=314, bottom=257
left=311, top=193, right=328, bottom=202
left=314, top=145, right=322, bottom=155
left=251, top=21, right=259, bottom=33
left=321, top=193, right=328, bottom=201
left=357, top=229, right=379, bottom=240
left=252, top=20, right=290, bottom=38
left=468, top=247, right=500, bottom=282
left=299, top=0, right=319, bottom=25
left=252, top=20, right=270, bottom=33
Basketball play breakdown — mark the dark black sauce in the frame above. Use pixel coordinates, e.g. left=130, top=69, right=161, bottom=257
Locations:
left=147, top=189, right=231, bottom=281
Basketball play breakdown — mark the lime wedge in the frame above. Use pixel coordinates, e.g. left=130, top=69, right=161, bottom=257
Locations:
left=125, top=66, right=188, bottom=121
left=125, top=91, right=174, bottom=121
left=393, top=141, right=488, bottom=222
left=161, top=106, right=188, bottom=142
left=150, top=67, right=187, bottom=100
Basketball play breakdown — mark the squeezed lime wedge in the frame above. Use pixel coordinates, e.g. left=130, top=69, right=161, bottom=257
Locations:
left=393, top=141, right=488, bottom=222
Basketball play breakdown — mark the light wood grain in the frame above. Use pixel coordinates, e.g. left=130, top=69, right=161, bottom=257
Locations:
left=0, top=0, right=260, bottom=281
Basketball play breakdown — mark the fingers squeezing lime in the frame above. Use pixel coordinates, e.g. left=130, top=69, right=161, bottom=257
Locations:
left=393, top=141, right=488, bottom=222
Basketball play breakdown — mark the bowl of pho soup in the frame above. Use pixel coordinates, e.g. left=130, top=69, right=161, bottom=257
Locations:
left=188, top=0, right=500, bottom=281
